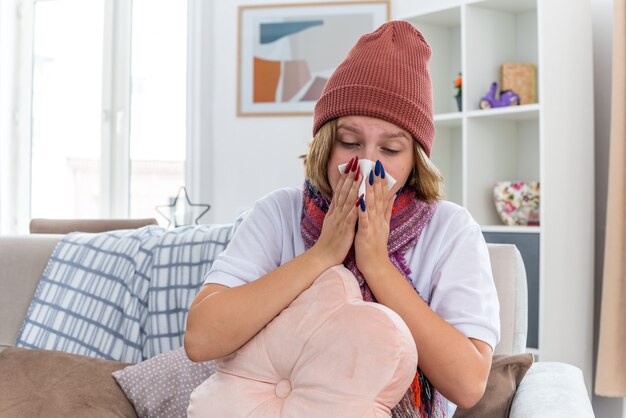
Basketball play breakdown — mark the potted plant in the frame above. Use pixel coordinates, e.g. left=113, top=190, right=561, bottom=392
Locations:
left=454, top=73, right=462, bottom=111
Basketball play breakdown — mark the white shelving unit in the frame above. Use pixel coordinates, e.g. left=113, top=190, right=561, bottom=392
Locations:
left=399, top=0, right=595, bottom=391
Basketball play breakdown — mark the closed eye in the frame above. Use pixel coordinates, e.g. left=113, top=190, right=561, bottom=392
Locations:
left=383, top=148, right=400, bottom=155
left=338, top=140, right=360, bottom=148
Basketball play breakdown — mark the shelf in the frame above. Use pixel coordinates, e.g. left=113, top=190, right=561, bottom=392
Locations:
left=481, top=225, right=540, bottom=233
left=469, top=0, right=537, bottom=14
left=466, top=116, right=539, bottom=225
left=466, top=104, right=539, bottom=121
left=434, top=112, right=462, bottom=127
left=402, top=6, right=460, bottom=27
left=404, top=8, right=461, bottom=114
left=465, top=3, right=538, bottom=110
left=403, top=0, right=595, bottom=392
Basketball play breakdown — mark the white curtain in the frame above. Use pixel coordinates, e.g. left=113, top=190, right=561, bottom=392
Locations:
left=595, top=0, right=626, bottom=397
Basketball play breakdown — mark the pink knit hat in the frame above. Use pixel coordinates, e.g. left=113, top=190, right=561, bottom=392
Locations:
left=313, top=21, right=435, bottom=156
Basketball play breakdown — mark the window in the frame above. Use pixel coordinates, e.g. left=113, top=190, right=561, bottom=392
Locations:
left=28, top=0, right=187, bottom=222
left=129, top=0, right=186, bottom=218
left=30, top=0, right=104, bottom=218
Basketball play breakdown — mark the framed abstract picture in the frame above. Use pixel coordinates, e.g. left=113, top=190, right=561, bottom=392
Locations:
left=237, top=1, right=389, bottom=116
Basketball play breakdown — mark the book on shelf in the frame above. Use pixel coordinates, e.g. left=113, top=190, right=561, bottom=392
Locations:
left=501, top=63, right=537, bottom=105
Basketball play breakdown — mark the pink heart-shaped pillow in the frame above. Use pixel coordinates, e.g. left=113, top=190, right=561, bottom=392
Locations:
left=187, top=266, right=417, bottom=417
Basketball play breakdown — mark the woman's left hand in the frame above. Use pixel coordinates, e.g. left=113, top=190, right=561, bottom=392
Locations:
left=354, top=160, right=397, bottom=276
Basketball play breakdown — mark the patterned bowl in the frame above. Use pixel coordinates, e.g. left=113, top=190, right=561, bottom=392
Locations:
left=493, top=181, right=540, bottom=226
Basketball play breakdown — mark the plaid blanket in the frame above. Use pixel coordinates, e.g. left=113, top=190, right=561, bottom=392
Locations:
left=16, top=223, right=238, bottom=363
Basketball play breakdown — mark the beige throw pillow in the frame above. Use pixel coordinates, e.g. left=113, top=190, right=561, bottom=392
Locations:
left=0, top=347, right=136, bottom=418
left=454, top=353, right=534, bottom=418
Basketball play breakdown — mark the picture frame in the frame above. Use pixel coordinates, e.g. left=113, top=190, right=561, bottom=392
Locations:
left=237, top=1, right=389, bottom=116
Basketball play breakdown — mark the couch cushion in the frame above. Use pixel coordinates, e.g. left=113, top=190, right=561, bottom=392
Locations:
left=0, top=347, right=136, bottom=418
left=113, top=347, right=216, bottom=418
left=454, top=352, right=534, bottom=418
left=186, top=265, right=418, bottom=418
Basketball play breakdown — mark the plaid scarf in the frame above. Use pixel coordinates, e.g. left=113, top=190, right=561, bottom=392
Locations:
left=300, top=179, right=445, bottom=418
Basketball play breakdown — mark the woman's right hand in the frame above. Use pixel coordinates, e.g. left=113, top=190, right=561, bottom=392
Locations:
left=311, top=156, right=361, bottom=266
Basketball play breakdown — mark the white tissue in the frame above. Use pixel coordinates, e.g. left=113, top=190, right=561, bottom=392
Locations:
left=337, top=159, right=396, bottom=198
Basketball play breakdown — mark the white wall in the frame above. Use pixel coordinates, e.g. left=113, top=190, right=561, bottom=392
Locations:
left=207, top=0, right=316, bottom=224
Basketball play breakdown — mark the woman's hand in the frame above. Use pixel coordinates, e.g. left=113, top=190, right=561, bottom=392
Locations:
left=354, top=160, right=397, bottom=276
left=311, top=156, right=361, bottom=266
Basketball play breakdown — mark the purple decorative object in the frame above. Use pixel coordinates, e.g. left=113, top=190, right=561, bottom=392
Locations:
left=479, top=82, right=521, bottom=109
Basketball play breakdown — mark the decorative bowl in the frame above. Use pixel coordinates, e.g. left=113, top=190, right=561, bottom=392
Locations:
left=493, top=181, right=540, bottom=226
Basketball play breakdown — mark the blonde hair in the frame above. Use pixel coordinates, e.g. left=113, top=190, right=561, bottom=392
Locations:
left=302, top=119, right=444, bottom=202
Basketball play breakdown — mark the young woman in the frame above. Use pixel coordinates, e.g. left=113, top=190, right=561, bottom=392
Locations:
left=185, top=21, right=499, bottom=417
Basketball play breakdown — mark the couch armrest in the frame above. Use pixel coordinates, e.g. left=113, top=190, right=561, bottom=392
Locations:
left=0, top=235, right=61, bottom=349
left=510, top=362, right=594, bottom=418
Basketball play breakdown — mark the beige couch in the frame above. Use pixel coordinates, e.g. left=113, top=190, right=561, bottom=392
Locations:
left=0, top=234, right=595, bottom=417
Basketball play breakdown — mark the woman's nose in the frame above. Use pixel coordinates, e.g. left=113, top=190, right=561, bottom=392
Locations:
left=361, top=147, right=378, bottom=162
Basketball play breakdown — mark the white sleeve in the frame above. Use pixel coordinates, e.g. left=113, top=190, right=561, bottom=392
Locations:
left=203, top=196, right=282, bottom=288
left=428, top=220, right=501, bottom=350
